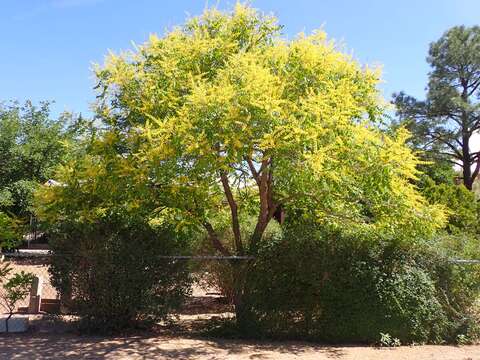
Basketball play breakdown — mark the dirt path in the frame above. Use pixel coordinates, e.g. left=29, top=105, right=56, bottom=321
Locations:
left=0, top=334, right=479, bottom=359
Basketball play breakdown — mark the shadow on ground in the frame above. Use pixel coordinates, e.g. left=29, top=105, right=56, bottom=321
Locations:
left=0, top=333, right=346, bottom=359
left=1, top=294, right=478, bottom=359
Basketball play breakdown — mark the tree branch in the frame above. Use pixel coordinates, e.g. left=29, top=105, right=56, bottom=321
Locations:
left=203, top=222, right=231, bottom=257
left=472, top=158, right=480, bottom=183
left=250, top=159, right=277, bottom=250
left=245, top=156, right=260, bottom=186
left=220, top=171, right=244, bottom=255
left=436, top=151, right=464, bottom=162
left=441, top=157, right=464, bottom=167
left=428, top=131, right=463, bottom=159
left=468, top=77, right=480, bottom=97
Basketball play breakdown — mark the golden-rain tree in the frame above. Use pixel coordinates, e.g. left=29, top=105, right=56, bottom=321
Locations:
left=94, top=4, right=444, bottom=252
left=37, top=3, right=445, bottom=319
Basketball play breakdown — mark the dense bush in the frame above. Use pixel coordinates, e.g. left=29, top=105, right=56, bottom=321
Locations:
left=48, top=215, right=193, bottom=333
left=421, top=178, right=479, bottom=235
left=240, top=222, right=480, bottom=343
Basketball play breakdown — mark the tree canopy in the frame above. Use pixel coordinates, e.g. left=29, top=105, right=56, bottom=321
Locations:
left=0, top=100, right=86, bottom=219
left=393, top=26, right=480, bottom=190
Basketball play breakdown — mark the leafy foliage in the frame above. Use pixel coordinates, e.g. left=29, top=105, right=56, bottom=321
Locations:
left=379, top=333, right=401, bottom=347
left=0, top=100, right=86, bottom=219
left=241, top=222, right=480, bottom=343
left=35, top=130, right=195, bottom=333
left=0, top=212, right=23, bottom=250
left=34, top=3, right=453, bottom=336
left=27, top=3, right=446, bottom=330
left=94, top=3, right=445, bottom=255
left=421, top=177, right=479, bottom=234
left=0, top=270, right=35, bottom=315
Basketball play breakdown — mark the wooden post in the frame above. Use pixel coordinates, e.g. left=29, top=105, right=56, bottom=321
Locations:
left=28, top=276, right=42, bottom=314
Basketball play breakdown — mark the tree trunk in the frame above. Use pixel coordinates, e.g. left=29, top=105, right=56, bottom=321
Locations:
left=230, top=260, right=252, bottom=330
left=462, top=132, right=473, bottom=189
left=461, top=85, right=473, bottom=190
left=463, top=149, right=473, bottom=190
left=5, top=312, right=11, bottom=333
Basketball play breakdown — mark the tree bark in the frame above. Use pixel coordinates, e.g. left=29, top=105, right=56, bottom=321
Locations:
left=203, top=222, right=231, bottom=256
left=5, top=312, right=11, bottom=333
left=250, top=161, right=277, bottom=249
left=462, top=134, right=473, bottom=190
left=461, top=83, right=474, bottom=190
left=220, top=171, right=243, bottom=255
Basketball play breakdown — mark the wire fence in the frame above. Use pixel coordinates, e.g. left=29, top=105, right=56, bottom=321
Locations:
left=2, top=253, right=255, bottom=261
left=0, top=251, right=253, bottom=312
left=1, top=250, right=479, bottom=313
left=449, top=259, right=480, bottom=264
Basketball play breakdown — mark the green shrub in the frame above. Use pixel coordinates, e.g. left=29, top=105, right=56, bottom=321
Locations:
left=241, top=223, right=480, bottom=343
left=0, top=211, right=22, bottom=251
left=428, top=234, right=480, bottom=340
left=48, top=215, right=193, bottom=333
left=0, top=264, right=35, bottom=332
left=379, top=333, right=401, bottom=347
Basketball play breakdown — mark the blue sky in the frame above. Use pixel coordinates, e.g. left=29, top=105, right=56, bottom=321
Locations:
left=1, top=0, right=479, bottom=117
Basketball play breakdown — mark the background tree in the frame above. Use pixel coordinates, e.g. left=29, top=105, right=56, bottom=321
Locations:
left=393, top=26, right=480, bottom=190
left=421, top=177, right=479, bottom=234
left=0, top=101, right=86, bottom=221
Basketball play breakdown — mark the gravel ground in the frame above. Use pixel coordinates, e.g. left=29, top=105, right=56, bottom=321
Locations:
left=0, top=334, right=479, bottom=359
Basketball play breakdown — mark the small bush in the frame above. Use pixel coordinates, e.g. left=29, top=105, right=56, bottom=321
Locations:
left=48, top=216, right=193, bottom=333
left=0, top=212, right=23, bottom=251
left=0, top=263, right=35, bottom=333
left=379, top=333, right=401, bottom=347
left=240, top=223, right=480, bottom=343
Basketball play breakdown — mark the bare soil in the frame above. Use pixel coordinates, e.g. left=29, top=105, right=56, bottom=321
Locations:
left=0, top=333, right=479, bottom=359
left=0, top=311, right=478, bottom=360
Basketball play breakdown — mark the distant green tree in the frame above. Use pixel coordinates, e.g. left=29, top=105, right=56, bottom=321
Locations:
left=0, top=101, right=87, bottom=219
left=421, top=177, right=479, bottom=235
left=393, top=26, right=480, bottom=190
left=416, top=160, right=458, bottom=187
